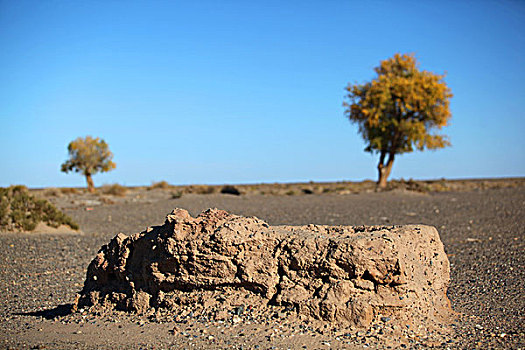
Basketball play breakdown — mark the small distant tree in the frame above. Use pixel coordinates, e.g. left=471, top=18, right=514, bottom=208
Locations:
left=343, top=53, right=453, bottom=188
left=61, top=136, right=116, bottom=193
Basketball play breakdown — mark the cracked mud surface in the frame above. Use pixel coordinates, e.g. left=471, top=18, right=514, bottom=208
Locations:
left=0, top=187, right=523, bottom=349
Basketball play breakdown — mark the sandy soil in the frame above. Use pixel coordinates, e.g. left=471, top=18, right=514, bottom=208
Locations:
left=0, top=186, right=523, bottom=349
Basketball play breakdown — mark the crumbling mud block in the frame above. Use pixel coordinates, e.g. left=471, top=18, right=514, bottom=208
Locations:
left=75, top=208, right=451, bottom=328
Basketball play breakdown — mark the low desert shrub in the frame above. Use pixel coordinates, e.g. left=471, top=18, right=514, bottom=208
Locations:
left=189, top=185, right=217, bottom=195
left=148, top=181, right=172, bottom=190
left=0, top=185, right=79, bottom=232
left=60, top=187, right=79, bottom=195
left=171, top=191, right=183, bottom=199
left=100, top=184, right=128, bottom=197
left=389, top=179, right=429, bottom=193
left=220, top=185, right=241, bottom=196
left=44, top=188, right=62, bottom=197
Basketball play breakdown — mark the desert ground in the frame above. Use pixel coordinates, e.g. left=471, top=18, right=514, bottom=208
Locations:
left=0, top=179, right=523, bottom=349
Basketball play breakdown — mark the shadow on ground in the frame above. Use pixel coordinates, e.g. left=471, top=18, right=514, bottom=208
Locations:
left=17, top=304, right=73, bottom=319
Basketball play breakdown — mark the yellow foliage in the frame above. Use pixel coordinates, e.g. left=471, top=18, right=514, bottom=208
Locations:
left=61, top=136, right=116, bottom=176
left=343, top=53, right=452, bottom=155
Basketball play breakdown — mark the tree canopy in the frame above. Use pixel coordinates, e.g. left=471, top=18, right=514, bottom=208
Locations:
left=343, top=53, right=453, bottom=187
left=61, top=136, right=116, bottom=192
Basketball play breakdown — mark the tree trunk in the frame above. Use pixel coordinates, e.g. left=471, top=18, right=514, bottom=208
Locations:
left=377, top=152, right=395, bottom=189
left=85, top=173, right=95, bottom=193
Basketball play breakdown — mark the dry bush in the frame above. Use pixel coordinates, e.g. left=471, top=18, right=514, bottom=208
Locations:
left=0, top=185, right=78, bottom=231
left=188, top=185, right=217, bottom=195
left=60, top=187, right=79, bottom=195
left=171, top=191, right=183, bottom=199
left=148, top=181, right=172, bottom=190
left=220, top=185, right=241, bottom=196
left=44, top=188, right=62, bottom=197
left=387, top=179, right=429, bottom=193
left=100, top=184, right=128, bottom=197
left=169, top=178, right=525, bottom=197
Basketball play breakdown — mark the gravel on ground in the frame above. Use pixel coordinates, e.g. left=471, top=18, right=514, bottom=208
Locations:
left=0, top=187, right=523, bottom=349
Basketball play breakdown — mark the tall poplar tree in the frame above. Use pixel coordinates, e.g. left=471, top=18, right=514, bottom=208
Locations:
left=344, top=53, right=453, bottom=188
left=61, top=136, right=116, bottom=192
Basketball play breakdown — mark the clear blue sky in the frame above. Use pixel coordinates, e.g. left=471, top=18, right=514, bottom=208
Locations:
left=1, top=0, right=524, bottom=188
